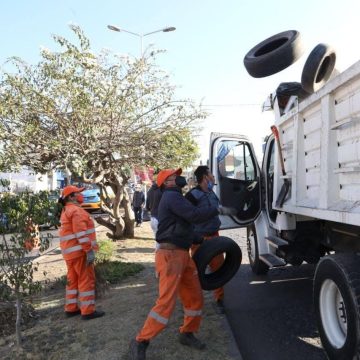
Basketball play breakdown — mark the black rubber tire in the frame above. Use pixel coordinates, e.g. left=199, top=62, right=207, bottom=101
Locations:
left=246, top=225, right=269, bottom=275
left=243, top=30, right=304, bottom=78
left=313, top=254, right=360, bottom=360
left=193, top=236, right=242, bottom=291
left=301, top=43, right=336, bottom=94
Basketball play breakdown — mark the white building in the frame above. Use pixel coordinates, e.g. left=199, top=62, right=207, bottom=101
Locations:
left=0, top=168, right=58, bottom=193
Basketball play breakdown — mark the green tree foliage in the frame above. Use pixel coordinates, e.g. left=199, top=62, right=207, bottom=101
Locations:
left=0, top=191, right=52, bottom=347
left=0, top=25, right=205, bottom=239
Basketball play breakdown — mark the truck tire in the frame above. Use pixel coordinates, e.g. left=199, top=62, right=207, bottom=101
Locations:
left=247, top=225, right=269, bottom=275
left=243, top=30, right=304, bottom=78
left=301, top=43, right=336, bottom=93
left=193, top=236, right=242, bottom=291
left=313, top=254, right=360, bottom=360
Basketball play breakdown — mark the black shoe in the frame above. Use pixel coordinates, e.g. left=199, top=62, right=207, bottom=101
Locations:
left=179, top=332, right=206, bottom=350
left=65, top=310, right=81, bottom=318
left=81, top=310, right=105, bottom=320
left=214, top=299, right=225, bottom=314
left=129, top=339, right=149, bottom=360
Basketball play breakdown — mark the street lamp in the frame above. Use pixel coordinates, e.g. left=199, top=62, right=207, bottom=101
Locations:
left=107, top=24, right=176, bottom=57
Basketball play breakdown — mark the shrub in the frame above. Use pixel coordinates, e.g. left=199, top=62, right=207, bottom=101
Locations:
left=95, top=239, right=116, bottom=264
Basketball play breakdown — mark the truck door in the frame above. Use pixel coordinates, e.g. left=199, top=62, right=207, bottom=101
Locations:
left=210, top=132, right=261, bottom=229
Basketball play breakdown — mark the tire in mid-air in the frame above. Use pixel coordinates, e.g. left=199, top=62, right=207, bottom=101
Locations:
left=193, top=236, right=242, bottom=291
left=301, top=43, right=336, bottom=94
left=243, top=30, right=304, bottom=78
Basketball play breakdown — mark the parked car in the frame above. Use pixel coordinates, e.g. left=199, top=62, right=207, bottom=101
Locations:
left=81, top=184, right=101, bottom=211
left=80, top=184, right=115, bottom=212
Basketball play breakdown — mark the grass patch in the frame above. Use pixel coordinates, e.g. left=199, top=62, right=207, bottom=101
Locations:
left=95, top=261, right=144, bottom=284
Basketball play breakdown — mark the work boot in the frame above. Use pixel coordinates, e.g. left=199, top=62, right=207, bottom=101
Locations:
left=81, top=310, right=105, bottom=320
left=214, top=299, right=225, bottom=314
left=65, top=309, right=81, bottom=318
left=179, top=332, right=206, bottom=350
left=129, top=339, right=149, bottom=360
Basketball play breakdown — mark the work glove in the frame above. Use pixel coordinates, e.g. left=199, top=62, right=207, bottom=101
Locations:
left=218, top=206, right=238, bottom=216
left=86, top=249, right=96, bottom=266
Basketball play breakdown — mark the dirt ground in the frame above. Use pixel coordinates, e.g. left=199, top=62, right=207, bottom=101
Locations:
left=0, top=221, right=241, bottom=360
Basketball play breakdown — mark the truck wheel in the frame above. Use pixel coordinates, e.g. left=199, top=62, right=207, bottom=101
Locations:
left=301, top=43, right=336, bottom=93
left=313, top=254, right=360, bottom=360
left=243, top=30, right=304, bottom=78
left=193, top=236, right=242, bottom=291
left=247, top=225, right=269, bottom=275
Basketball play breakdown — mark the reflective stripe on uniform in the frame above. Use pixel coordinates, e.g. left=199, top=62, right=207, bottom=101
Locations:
left=66, top=289, right=78, bottom=295
left=91, top=240, right=98, bottom=247
left=62, top=245, right=83, bottom=254
left=60, top=233, right=77, bottom=242
left=80, top=300, right=95, bottom=306
left=78, top=237, right=90, bottom=244
left=184, top=308, right=202, bottom=317
left=79, top=290, right=95, bottom=297
left=61, top=228, right=95, bottom=242
left=76, top=228, right=95, bottom=238
left=149, top=310, right=168, bottom=325
left=66, top=298, right=78, bottom=304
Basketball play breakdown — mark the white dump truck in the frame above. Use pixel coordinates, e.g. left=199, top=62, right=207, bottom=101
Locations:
left=210, top=59, right=360, bottom=359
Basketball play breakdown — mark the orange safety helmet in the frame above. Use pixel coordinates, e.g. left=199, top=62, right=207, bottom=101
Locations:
left=156, top=168, right=182, bottom=187
left=61, top=185, right=85, bottom=199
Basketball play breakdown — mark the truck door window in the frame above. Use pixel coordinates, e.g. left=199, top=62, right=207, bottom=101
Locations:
left=216, top=139, right=260, bottom=223
left=218, top=141, right=255, bottom=181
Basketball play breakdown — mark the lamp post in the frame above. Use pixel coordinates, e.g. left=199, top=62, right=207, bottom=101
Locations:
left=107, top=24, right=176, bottom=58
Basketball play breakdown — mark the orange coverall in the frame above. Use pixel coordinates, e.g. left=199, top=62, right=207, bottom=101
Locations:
left=136, top=248, right=203, bottom=341
left=59, top=203, right=98, bottom=315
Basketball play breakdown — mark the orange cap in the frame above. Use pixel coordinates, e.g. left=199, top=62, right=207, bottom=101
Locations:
left=61, top=185, right=85, bottom=198
left=156, top=168, right=182, bottom=187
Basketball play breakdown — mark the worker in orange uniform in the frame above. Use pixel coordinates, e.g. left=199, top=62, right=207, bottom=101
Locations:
left=59, top=185, right=105, bottom=320
left=185, top=165, right=225, bottom=314
left=129, top=168, right=233, bottom=360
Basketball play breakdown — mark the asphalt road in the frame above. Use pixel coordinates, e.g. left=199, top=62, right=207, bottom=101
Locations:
left=221, top=228, right=327, bottom=360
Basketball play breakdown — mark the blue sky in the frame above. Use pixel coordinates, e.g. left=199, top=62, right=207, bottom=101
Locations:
left=2, top=0, right=360, bottom=162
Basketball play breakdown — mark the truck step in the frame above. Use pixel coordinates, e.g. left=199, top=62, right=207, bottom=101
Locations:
left=266, top=235, right=289, bottom=248
left=259, top=254, right=286, bottom=267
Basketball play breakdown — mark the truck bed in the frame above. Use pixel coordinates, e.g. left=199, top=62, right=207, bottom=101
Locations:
left=274, top=60, right=360, bottom=226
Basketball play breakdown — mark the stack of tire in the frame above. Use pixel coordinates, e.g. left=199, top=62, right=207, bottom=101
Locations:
left=243, top=30, right=337, bottom=95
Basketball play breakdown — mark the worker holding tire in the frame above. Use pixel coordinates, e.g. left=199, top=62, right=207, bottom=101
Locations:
left=185, top=165, right=225, bottom=314
left=129, top=168, right=234, bottom=360
left=59, top=185, right=105, bottom=320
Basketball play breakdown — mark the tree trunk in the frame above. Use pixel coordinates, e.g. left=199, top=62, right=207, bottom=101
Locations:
left=95, top=174, right=135, bottom=239
left=122, top=189, right=135, bottom=238
left=15, top=291, right=22, bottom=348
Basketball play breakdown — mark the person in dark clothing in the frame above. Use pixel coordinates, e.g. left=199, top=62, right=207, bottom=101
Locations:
left=132, top=184, right=145, bottom=227
left=129, top=168, right=234, bottom=360
left=185, top=165, right=225, bottom=314
left=145, top=181, right=162, bottom=239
